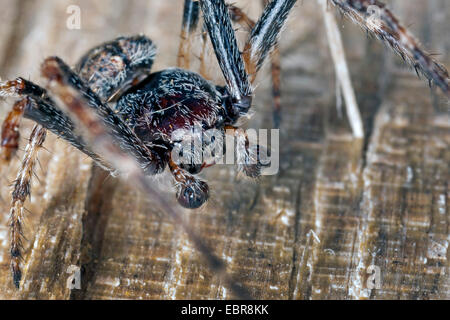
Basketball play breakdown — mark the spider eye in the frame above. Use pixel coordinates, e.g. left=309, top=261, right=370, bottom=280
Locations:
left=177, top=179, right=209, bottom=209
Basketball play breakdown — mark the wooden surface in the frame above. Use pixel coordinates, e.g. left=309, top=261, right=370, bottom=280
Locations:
left=0, top=0, right=448, bottom=299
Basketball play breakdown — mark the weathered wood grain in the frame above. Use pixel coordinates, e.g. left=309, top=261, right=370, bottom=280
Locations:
left=0, top=0, right=448, bottom=299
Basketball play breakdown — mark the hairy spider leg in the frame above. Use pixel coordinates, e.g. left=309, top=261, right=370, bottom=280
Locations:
left=198, top=0, right=296, bottom=178
left=179, top=0, right=283, bottom=126
left=40, top=57, right=252, bottom=300
left=0, top=79, right=49, bottom=163
left=201, top=0, right=297, bottom=117
left=9, top=125, right=46, bottom=288
left=228, top=1, right=283, bottom=127
left=199, top=22, right=211, bottom=80
left=0, top=77, right=114, bottom=171
left=269, top=47, right=282, bottom=127
left=174, top=0, right=217, bottom=207
left=200, top=0, right=253, bottom=115
left=330, top=0, right=449, bottom=97
left=0, top=77, right=112, bottom=289
left=228, top=4, right=255, bottom=29
left=259, top=0, right=282, bottom=129
left=224, top=125, right=270, bottom=178
left=178, top=0, right=251, bottom=81
left=175, top=0, right=282, bottom=184
left=178, top=0, right=201, bottom=69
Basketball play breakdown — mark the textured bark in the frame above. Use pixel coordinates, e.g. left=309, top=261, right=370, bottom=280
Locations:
left=0, top=0, right=448, bottom=299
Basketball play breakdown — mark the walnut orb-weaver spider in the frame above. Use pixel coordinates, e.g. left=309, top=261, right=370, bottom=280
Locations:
left=0, top=0, right=448, bottom=296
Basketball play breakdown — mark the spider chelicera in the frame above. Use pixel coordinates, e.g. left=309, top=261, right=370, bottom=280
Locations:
left=0, top=0, right=448, bottom=295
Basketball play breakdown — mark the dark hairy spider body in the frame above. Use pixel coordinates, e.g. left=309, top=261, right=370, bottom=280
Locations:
left=114, top=66, right=238, bottom=207
left=0, top=0, right=448, bottom=296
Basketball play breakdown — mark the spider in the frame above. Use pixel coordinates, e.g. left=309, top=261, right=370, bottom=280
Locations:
left=0, top=0, right=448, bottom=297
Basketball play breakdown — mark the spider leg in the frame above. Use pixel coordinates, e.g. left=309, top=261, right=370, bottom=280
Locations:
left=168, top=157, right=209, bottom=209
left=2, top=36, right=159, bottom=169
left=199, top=22, right=211, bottom=79
left=242, top=0, right=297, bottom=83
left=40, top=57, right=252, bottom=300
left=76, top=35, right=157, bottom=102
left=1, top=98, right=28, bottom=162
left=329, top=0, right=449, bottom=97
left=228, top=2, right=283, bottom=128
left=177, top=0, right=200, bottom=69
left=225, top=125, right=270, bottom=178
left=269, top=48, right=282, bottom=128
left=9, top=124, right=46, bottom=288
left=200, top=0, right=253, bottom=112
left=319, top=0, right=364, bottom=139
left=0, top=77, right=112, bottom=171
